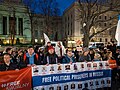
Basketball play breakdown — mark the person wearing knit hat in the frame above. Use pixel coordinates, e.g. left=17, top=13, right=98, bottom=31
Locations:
left=78, top=47, right=91, bottom=62
left=83, top=47, right=89, bottom=53
left=43, top=46, right=59, bottom=65
left=48, top=46, right=54, bottom=51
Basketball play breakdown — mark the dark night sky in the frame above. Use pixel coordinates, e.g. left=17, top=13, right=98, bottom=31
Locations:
left=56, top=0, right=75, bottom=15
left=24, top=0, right=75, bottom=15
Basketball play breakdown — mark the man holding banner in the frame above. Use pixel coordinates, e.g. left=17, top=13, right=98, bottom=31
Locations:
left=0, top=53, right=18, bottom=71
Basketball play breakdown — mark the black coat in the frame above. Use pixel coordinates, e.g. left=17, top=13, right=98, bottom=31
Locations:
left=43, top=53, right=59, bottom=64
left=0, top=63, right=18, bottom=71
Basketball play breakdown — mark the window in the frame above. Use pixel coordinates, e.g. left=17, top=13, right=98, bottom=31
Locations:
left=68, top=29, right=69, bottom=35
left=104, top=23, right=107, bottom=26
left=100, top=38, right=102, bottom=42
left=18, top=18, right=23, bottom=35
left=71, top=28, right=72, bottom=35
left=68, top=16, right=69, bottom=21
left=99, top=16, right=101, bottom=19
left=105, top=38, right=107, bottom=42
left=3, top=16, right=7, bottom=35
left=105, top=16, right=107, bottom=20
left=99, top=23, right=101, bottom=26
left=71, top=14, right=72, bottom=20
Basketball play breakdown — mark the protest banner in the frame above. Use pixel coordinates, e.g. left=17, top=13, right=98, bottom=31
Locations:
left=32, top=61, right=111, bottom=90
left=0, top=67, right=32, bottom=90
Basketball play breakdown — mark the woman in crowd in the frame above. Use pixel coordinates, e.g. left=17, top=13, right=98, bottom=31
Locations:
left=106, top=51, right=117, bottom=82
left=78, top=47, right=91, bottom=62
left=62, top=48, right=76, bottom=64
left=93, top=53, right=102, bottom=61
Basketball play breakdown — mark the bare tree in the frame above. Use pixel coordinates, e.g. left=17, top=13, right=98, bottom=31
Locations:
left=23, top=0, right=38, bottom=45
left=77, top=0, right=120, bottom=47
left=24, top=0, right=60, bottom=44
left=37, top=0, right=60, bottom=40
left=3, top=0, right=17, bottom=45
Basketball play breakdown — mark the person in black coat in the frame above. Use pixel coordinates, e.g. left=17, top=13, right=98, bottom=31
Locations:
left=43, top=46, right=59, bottom=65
left=0, top=53, right=18, bottom=71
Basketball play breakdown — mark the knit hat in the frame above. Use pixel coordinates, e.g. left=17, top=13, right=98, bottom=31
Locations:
left=48, top=46, right=54, bottom=51
left=83, top=47, right=89, bottom=52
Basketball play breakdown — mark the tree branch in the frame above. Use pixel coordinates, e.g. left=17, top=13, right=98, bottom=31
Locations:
left=89, top=24, right=116, bottom=39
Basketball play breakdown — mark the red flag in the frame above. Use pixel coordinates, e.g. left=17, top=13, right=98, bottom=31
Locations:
left=0, top=67, right=32, bottom=90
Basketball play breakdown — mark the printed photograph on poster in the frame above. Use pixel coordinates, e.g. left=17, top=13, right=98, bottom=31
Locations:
left=102, top=61, right=107, bottom=69
left=48, top=85, right=54, bottom=90
left=41, top=65, right=48, bottom=75
left=63, top=64, right=72, bottom=73
left=83, top=82, right=89, bottom=90
left=57, top=64, right=63, bottom=73
left=79, top=62, right=86, bottom=71
left=56, top=85, right=61, bottom=90
left=104, top=78, right=108, bottom=88
left=99, top=61, right=104, bottom=70
left=92, top=62, right=98, bottom=70
left=78, top=82, right=83, bottom=90
left=86, top=62, right=92, bottom=70
left=71, top=63, right=79, bottom=72
left=106, top=77, right=111, bottom=87
left=32, top=66, right=40, bottom=76
left=64, top=83, right=69, bottom=90
left=56, top=84, right=64, bottom=90
left=70, top=82, right=76, bottom=90
left=88, top=80, right=95, bottom=90
left=100, top=78, right=106, bottom=88
left=95, top=79, right=100, bottom=89
left=105, top=61, right=110, bottom=69
left=48, top=64, right=57, bottom=74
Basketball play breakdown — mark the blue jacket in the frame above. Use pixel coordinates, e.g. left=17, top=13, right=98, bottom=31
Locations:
left=62, top=54, right=76, bottom=64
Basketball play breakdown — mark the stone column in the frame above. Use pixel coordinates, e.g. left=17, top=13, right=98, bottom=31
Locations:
left=16, top=17, right=19, bottom=35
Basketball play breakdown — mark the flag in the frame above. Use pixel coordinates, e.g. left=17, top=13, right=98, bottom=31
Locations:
left=0, top=67, right=32, bottom=90
left=43, top=33, right=50, bottom=46
left=115, top=15, right=120, bottom=46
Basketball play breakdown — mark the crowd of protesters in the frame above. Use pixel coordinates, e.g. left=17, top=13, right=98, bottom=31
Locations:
left=0, top=41, right=120, bottom=81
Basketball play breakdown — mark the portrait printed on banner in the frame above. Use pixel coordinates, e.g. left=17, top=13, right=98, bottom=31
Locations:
left=78, top=83, right=82, bottom=89
left=57, top=64, right=63, bottom=73
left=49, top=65, right=55, bottom=73
left=89, top=80, right=94, bottom=87
left=99, top=62, right=103, bottom=69
left=84, top=83, right=88, bottom=88
left=41, top=66, right=47, bottom=74
left=106, top=77, right=111, bottom=87
left=33, top=66, right=39, bottom=75
left=41, top=87, right=45, bottom=90
left=93, top=63, right=98, bottom=70
left=73, top=63, right=78, bottom=72
left=105, top=62, right=110, bottom=69
left=49, top=86, right=54, bottom=90
left=87, top=63, right=92, bottom=70
left=88, top=80, right=95, bottom=90
left=81, top=63, right=85, bottom=71
left=71, top=83, right=75, bottom=89
left=57, top=85, right=61, bottom=90
left=64, top=84, right=69, bottom=90
left=64, top=64, right=71, bottom=72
